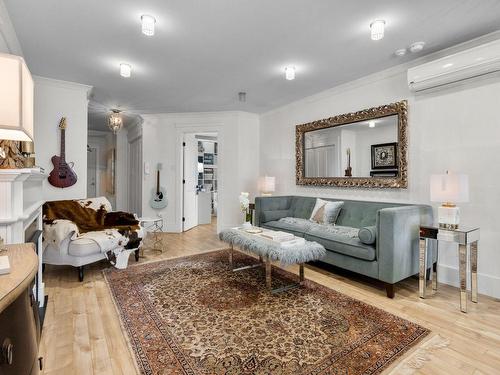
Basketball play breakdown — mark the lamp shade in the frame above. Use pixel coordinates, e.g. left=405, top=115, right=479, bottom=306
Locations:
left=259, top=176, right=276, bottom=193
left=430, top=173, right=469, bottom=203
left=0, top=53, right=34, bottom=142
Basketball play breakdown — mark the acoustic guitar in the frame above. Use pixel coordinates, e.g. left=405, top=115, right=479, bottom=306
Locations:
left=48, top=117, right=78, bottom=188
left=150, top=163, right=167, bottom=209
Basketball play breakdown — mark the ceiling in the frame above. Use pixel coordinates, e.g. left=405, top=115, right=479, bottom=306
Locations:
left=5, top=0, right=500, bottom=124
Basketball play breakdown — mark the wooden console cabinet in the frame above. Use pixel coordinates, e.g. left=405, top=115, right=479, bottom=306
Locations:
left=0, top=243, right=40, bottom=375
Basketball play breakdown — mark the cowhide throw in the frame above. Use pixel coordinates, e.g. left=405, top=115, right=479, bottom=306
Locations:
left=43, top=198, right=143, bottom=268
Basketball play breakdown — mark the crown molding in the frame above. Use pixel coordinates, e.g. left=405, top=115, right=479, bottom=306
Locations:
left=33, top=76, right=93, bottom=97
left=0, top=0, right=23, bottom=56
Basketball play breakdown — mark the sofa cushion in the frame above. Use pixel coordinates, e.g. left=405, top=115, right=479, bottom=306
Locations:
left=261, top=209, right=291, bottom=223
left=358, top=225, right=377, bottom=245
left=305, top=227, right=376, bottom=261
left=262, top=220, right=308, bottom=237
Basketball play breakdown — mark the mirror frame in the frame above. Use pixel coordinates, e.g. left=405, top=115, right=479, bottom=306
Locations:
left=295, top=100, right=408, bottom=188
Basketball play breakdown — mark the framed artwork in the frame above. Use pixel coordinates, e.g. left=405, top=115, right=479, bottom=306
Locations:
left=371, top=142, right=398, bottom=170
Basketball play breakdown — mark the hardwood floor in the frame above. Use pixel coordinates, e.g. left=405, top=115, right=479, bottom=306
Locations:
left=39, top=221, right=500, bottom=374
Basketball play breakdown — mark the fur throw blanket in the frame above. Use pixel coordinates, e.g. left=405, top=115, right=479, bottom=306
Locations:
left=43, top=197, right=143, bottom=268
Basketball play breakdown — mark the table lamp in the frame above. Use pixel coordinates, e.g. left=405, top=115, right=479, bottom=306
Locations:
left=0, top=53, right=34, bottom=168
left=259, top=176, right=276, bottom=196
left=430, top=171, right=469, bottom=230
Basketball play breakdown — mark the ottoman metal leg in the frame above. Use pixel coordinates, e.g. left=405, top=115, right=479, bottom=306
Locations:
left=229, top=244, right=234, bottom=268
left=265, top=257, right=272, bottom=290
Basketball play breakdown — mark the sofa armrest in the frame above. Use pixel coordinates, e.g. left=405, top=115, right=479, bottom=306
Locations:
left=254, top=196, right=293, bottom=227
left=376, top=205, right=434, bottom=284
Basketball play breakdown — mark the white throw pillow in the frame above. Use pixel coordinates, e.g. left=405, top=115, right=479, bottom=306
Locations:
left=309, top=198, right=329, bottom=221
left=309, top=199, right=344, bottom=224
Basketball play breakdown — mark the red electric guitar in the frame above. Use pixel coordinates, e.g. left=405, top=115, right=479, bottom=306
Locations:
left=48, top=117, right=78, bottom=188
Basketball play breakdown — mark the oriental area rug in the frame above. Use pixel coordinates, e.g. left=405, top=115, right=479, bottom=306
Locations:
left=104, top=250, right=429, bottom=375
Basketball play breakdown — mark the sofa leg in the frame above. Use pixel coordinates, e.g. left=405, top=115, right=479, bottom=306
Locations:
left=135, top=249, right=140, bottom=262
left=385, top=283, right=395, bottom=299
left=78, top=266, right=84, bottom=282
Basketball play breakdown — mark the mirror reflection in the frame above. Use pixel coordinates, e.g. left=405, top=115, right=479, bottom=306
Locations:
left=304, top=114, right=398, bottom=178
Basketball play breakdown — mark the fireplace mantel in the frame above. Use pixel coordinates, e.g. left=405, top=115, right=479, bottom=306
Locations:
left=0, top=167, right=47, bottom=306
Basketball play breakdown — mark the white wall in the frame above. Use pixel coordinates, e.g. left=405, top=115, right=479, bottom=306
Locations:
left=260, top=57, right=500, bottom=298
left=34, top=76, right=92, bottom=201
left=141, top=111, right=260, bottom=233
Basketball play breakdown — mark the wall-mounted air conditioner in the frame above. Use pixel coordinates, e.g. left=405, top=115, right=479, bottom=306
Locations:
left=408, top=38, right=500, bottom=92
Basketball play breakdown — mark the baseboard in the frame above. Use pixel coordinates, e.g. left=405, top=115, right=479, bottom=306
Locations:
left=437, top=264, right=500, bottom=299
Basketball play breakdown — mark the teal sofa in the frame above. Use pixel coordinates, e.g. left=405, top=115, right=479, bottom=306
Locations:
left=255, top=196, right=434, bottom=298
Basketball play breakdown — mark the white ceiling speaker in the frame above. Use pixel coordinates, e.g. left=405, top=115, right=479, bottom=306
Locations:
left=120, top=63, right=132, bottom=78
left=410, top=42, right=426, bottom=53
left=141, top=15, right=156, bottom=36
left=285, top=66, right=296, bottom=80
left=370, top=20, right=386, bottom=41
left=395, top=48, right=407, bottom=57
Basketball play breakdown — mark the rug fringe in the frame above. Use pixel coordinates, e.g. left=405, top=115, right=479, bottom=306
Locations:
left=387, top=334, right=450, bottom=374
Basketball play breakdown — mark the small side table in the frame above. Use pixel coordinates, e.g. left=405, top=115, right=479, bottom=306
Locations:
left=139, top=217, right=164, bottom=254
left=419, top=225, right=480, bottom=313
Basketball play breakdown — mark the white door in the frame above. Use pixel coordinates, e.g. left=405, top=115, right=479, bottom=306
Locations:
left=183, top=134, right=198, bottom=231
left=87, top=147, right=97, bottom=197
left=128, top=137, right=142, bottom=216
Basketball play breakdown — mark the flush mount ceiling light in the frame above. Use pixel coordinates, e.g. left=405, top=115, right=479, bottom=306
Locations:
left=409, top=41, right=425, bottom=53
left=141, top=14, right=156, bottom=36
left=368, top=121, right=376, bottom=128
left=120, top=63, right=132, bottom=78
left=108, top=110, right=123, bottom=134
left=370, top=20, right=386, bottom=41
left=285, top=66, right=296, bottom=80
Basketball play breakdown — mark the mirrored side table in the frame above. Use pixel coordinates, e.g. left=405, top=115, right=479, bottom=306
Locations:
left=419, top=225, right=479, bottom=313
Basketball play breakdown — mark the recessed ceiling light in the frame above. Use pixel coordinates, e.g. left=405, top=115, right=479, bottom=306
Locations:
left=120, top=63, right=132, bottom=78
left=370, top=20, right=386, bottom=41
left=285, top=66, right=296, bottom=80
left=368, top=121, right=376, bottom=128
left=141, top=15, right=156, bottom=36
left=442, top=63, right=454, bottom=68
left=395, top=48, right=407, bottom=57
left=409, top=41, right=425, bottom=53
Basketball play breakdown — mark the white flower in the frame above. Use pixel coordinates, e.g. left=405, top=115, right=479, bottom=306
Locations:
left=239, top=192, right=250, bottom=212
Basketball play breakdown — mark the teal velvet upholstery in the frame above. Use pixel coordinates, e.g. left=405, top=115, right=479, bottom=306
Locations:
left=255, top=196, right=435, bottom=289
left=358, top=225, right=377, bottom=245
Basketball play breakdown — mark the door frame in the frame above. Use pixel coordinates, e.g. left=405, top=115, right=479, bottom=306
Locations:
left=87, top=146, right=98, bottom=197
left=176, top=123, right=223, bottom=233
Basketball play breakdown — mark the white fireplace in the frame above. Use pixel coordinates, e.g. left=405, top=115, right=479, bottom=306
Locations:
left=0, top=168, right=46, bottom=306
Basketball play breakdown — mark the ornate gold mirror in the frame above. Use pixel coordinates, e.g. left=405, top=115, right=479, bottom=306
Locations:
left=296, top=100, right=408, bottom=188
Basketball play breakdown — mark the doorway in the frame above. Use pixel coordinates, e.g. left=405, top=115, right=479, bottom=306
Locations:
left=182, top=132, right=218, bottom=232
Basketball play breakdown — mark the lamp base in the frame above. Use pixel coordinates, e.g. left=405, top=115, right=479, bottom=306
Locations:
left=0, top=141, right=25, bottom=169
left=438, top=205, right=460, bottom=230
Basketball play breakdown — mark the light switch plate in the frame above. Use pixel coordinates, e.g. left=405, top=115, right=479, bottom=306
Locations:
left=0, top=255, right=10, bottom=275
